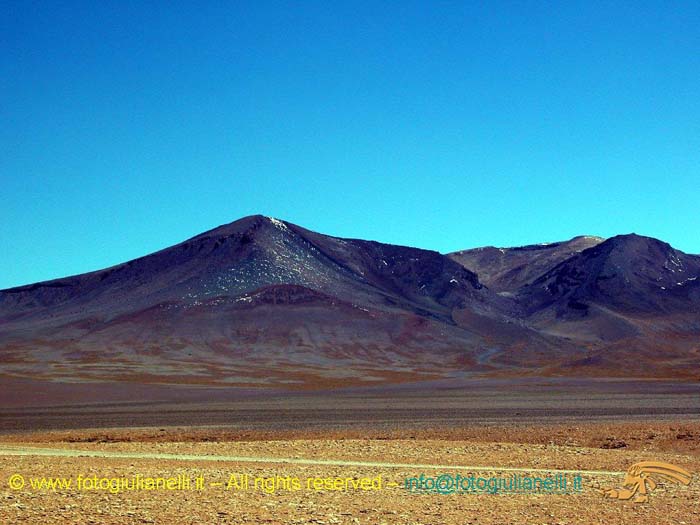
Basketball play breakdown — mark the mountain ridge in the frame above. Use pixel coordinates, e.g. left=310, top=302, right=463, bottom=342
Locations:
left=1, top=216, right=699, bottom=387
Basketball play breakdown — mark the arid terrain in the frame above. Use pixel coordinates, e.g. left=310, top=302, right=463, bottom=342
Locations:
left=1, top=377, right=700, bottom=432
left=1, top=419, right=699, bottom=524
left=2, top=217, right=700, bottom=523
left=1, top=380, right=699, bottom=524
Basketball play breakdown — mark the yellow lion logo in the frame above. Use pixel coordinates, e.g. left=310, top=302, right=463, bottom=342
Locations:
left=600, top=461, right=692, bottom=503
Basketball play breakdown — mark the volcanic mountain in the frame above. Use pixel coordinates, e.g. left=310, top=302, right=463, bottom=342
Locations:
left=0, top=216, right=516, bottom=387
left=1, top=217, right=699, bottom=388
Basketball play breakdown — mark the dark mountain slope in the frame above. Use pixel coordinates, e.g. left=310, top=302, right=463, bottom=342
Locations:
left=519, top=234, right=700, bottom=316
left=0, top=216, right=513, bottom=387
left=1, top=215, right=499, bottom=327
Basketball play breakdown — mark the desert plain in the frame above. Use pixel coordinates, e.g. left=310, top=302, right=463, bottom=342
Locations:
left=1, top=378, right=699, bottom=524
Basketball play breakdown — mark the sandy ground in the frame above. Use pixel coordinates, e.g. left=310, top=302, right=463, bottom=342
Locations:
left=1, top=421, right=699, bottom=524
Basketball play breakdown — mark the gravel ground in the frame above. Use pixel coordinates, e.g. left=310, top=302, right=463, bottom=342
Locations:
left=1, top=421, right=699, bottom=524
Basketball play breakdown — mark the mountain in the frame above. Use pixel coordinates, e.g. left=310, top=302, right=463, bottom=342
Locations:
left=1, top=218, right=699, bottom=387
left=0, top=216, right=518, bottom=388
left=519, top=234, right=700, bottom=316
left=0, top=215, right=494, bottom=323
left=516, top=234, right=700, bottom=345
left=449, top=236, right=604, bottom=293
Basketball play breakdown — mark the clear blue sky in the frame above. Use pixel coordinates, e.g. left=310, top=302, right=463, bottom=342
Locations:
left=2, top=2, right=699, bottom=289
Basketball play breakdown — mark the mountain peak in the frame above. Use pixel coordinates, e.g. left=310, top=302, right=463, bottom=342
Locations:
left=521, top=232, right=700, bottom=317
left=578, top=233, right=678, bottom=264
left=604, top=232, right=671, bottom=249
left=188, top=214, right=284, bottom=241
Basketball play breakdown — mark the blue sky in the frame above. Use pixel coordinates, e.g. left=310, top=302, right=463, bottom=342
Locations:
left=2, top=1, right=699, bottom=289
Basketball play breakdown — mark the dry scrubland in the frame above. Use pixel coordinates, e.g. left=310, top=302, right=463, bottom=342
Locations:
left=1, top=421, right=699, bottom=524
